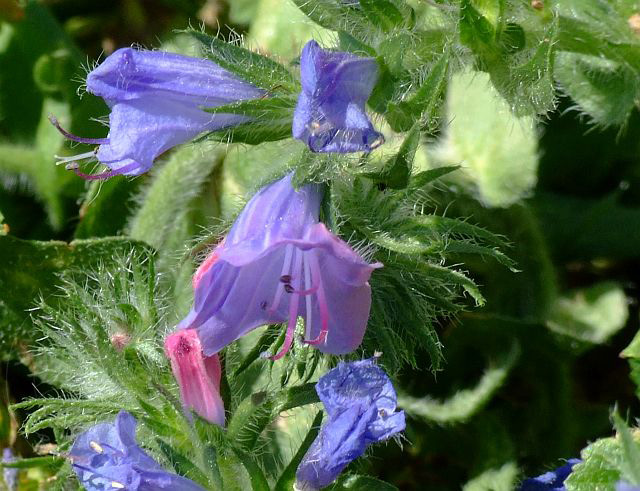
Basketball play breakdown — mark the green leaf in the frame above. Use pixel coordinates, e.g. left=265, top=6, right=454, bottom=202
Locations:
left=231, top=448, right=271, bottom=491
left=459, top=0, right=503, bottom=57
left=127, top=143, right=224, bottom=253
left=386, top=53, right=449, bottom=132
left=555, top=52, right=639, bottom=127
left=330, top=475, right=399, bottom=490
left=398, top=342, right=519, bottom=423
left=612, top=411, right=640, bottom=485
left=359, top=0, right=405, bottom=32
left=546, top=282, right=629, bottom=344
left=409, top=165, right=460, bottom=189
left=157, top=439, right=210, bottom=486
left=0, top=235, right=153, bottom=357
left=274, top=411, right=323, bottom=491
left=565, top=438, right=623, bottom=490
left=0, top=456, right=63, bottom=469
left=432, top=70, right=538, bottom=207
left=462, top=462, right=519, bottom=491
left=234, top=327, right=279, bottom=376
left=201, top=96, right=296, bottom=144
left=361, top=123, right=419, bottom=189
left=291, top=0, right=364, bottom=33
left=185, top=29, right=298, bottom=92
left=247, top=0, right=330, bottom=59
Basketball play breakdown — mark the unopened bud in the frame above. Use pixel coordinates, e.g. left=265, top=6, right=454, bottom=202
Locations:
left=110, top=332, right=131, bottom=351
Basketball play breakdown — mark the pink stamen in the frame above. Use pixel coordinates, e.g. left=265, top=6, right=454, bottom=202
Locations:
left=72, top=161, right=140, bottom=180
left=270, top=249, right=302, bottom=360
left=288, top=284, right=319, bottom=295
left=49, top=114, right=109, bottom=145
left=267, top=244, right=294, bottom=315
left=304, top=252, right=329, bottom=346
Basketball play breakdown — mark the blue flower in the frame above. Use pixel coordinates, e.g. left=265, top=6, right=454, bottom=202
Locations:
left=178, top=172, right=381, bottom=359
left=70, top=410, right=206, bottom=490
left=53, top=48, right=264, bottom=178
left=2, top=448, right=17, bottom=491
left=617, top=482, right=640, bottom=491
left=295, top=359, right=405, bottom=490
left=519, top=459, right=581, bottom=491
left=292, top=40, right=384, bottom=153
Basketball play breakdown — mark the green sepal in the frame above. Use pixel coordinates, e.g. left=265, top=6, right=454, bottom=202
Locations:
left=156, top=439, right=211, bottom=487
left=231, top=448, right=271, bottom=491
left=274, top=410, right=323, bottom=491
left=386, top=53, right=449, bottom=132
left=358, top=0, right=405, bottom=32
left=201, top=96, right=297, bottom=144
left=360, top=122, right=420, bottom=189
left=459, top=0, right=504, bottom=58
left=185, top=30, right=298, bottom=92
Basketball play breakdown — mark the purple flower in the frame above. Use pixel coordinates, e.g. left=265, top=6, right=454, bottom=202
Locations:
left=617, top=482, right=640, bottom=491
left=70, top=411, right=206, bottom=491
left=292, top=40, right=384, bottom=153
left=52, top=48, right=264, bottom=179
left=178, top=172, right=381, bottom=359
left=519, top=459, right=581, bottom=491
left=2, top=448, right=17, bottom=491
left=295, top=359, right=405, bottom=490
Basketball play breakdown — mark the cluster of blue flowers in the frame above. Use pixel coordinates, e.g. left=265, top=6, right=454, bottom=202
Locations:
left=60, top=39, right=407, bottom=491
left=53, top=40, right=382, bottom=178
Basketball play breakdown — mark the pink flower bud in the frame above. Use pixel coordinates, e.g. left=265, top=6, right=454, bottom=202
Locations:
left=164, top=329, right=225, bottom=426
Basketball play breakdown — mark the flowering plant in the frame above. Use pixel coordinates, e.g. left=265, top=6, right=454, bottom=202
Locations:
left=2, top=0, right=640, bottom=490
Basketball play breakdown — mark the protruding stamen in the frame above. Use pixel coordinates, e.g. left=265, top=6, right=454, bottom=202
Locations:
left=55, top=150, right=98, bottom=165
left=268, top=244, right=294, bottom=314
left=303, top=253, right=313, bottom=340
left=72, top=161, right=140, bottom=180
left=270, top=249, right=303, bottom=360
left=304, top=252, right=329, bottom=345
left=49, top=114, right=109, bottom=145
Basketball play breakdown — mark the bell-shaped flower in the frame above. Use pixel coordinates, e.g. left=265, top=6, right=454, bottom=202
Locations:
left=52, top=48, right=264, bottom=178
left=292, top=40, right=384, bottom=153
left=164, top=329, right=225, bottom=426
left=295, top=359, right=405, bottom=490
left=69, top=410, right=206, bottom=491
left=518, top=459, right=581, bottom=491
left=178, top=172, right=381, bottom=360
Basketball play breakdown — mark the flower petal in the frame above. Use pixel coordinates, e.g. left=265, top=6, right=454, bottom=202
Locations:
left=96, top=97, right=248, bottom=175
left=294, top=40, right=383, bottom=153
left=87, top=48, right=264, bottom=104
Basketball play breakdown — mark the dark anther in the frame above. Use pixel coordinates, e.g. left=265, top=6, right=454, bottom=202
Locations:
left=280, top=275, right=292, bottom=283
left=260, top=300, right=268, bottom=310
left=284, top=284, right=294, bottom=293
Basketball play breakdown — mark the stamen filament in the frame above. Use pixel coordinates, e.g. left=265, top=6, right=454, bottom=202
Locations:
left=54, top=150, right=97, bottom=165
left=268, top=244, right=294, bottom=315
left=304, top=253, right=313, bottom=340
left=270, top=248, right=302, bottom=360
left=49, top=114, right=109, bottom=145
left=305, top=252, right=329, bottom=345
left=73, top=161, right=140, bottom=180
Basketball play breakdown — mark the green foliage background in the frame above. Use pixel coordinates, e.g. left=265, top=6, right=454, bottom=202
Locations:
left=1, top=0, right=640, bottom=490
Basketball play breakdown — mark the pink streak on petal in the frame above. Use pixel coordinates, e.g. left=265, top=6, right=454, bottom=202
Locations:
left=193, top=241, right=224, bottom=289
left=164, top=329, right=225, bottom=426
